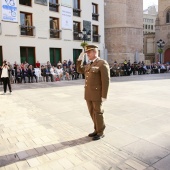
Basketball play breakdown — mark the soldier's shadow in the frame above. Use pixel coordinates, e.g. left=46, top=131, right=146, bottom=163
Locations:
left=0, top=136, right=92, bottom=167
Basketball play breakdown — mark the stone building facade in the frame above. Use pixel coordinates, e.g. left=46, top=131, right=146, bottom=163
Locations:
left=0, top=0, right=104, bottom=66
left=104, top=0, right=144, bottom=64
left=143, top=5, right=158, bottom=34
left=143, top=5, right=158, bottom=63
left=155, top=0, right=170, bottom=63
left=143, top=33, right=155, bottom=63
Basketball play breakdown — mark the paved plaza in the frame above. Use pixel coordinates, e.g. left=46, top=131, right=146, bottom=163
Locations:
left=0, top=74, right=170, bottom=170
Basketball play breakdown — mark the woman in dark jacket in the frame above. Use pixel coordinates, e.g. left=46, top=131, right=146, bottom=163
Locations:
left=1, top=60, right=12, bottom=95
left=0, top=66, right=2, bottom=85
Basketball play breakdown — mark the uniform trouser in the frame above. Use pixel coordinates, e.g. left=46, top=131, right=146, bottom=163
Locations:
left=2, top=77, right=12, bottom=93
left=86, top=100, right=105, bottom=135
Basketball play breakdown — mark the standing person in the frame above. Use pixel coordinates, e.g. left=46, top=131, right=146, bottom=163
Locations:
left=68, top=59, right=72, bottom=67
left=77, top=45, right=110, bottom=140
left=35, top=61, right=40, bottom=68
left=1, top=60, right=12, bottom=95
left=0, top=66, right=2, bottom=85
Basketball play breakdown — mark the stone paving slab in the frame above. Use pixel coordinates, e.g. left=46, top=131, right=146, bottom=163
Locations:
left=152, top=154, right=170, bottom=170
left=0, top=74, right=170, bottom=169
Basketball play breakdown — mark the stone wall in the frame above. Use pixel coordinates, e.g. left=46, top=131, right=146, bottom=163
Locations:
left=155, top=0, right=170, bottom=63
left=104, top=0, right=144, bottom=64
left=104, top=0, right=126, bottom=27
left=126, top=0, right=143, bottom=27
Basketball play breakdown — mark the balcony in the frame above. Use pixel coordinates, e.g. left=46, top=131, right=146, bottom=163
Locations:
left=73, top=31, right=81, bottom=40
left=73, top=8, right=81, bottom=17
left=92, top=13, right=99, bottom=21
left=20, top=25, right=35, bottom=36
left=49, top=2, right=60, bottom=12
left=50, top=29, right=61, bottom=38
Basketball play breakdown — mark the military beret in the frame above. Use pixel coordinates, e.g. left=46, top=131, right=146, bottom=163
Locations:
left=84, top=44, right=98, bottom=53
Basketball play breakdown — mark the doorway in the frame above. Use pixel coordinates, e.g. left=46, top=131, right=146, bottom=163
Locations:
left=164, top=48, right=170, bottom=63
left=20, top=47, right=35, bottom=66
left=73, top=49, right=82, bottom=64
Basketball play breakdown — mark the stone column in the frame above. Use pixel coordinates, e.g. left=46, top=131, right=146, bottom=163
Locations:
left=104, top=0, right=144, bottom=64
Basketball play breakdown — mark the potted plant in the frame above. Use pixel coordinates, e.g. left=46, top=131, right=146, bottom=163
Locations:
left=158, top=48, right=163, bottom=53
left=80, top=42, right=88, bottom=49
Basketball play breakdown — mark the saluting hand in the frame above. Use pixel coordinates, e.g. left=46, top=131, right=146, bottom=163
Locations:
left=78, top=52, right=85, bottom=61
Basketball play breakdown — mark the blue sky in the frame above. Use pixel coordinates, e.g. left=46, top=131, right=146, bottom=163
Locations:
left=143, top=0, right=158, bottom=9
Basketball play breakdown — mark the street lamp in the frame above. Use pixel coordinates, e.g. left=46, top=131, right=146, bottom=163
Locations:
left=157, top=39, right=165, bottom=63
left=78, top=28, right=91, bottom=79
left=78, top=28, right=91, bottom=51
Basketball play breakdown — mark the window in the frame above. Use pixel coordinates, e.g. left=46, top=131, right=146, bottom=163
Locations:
left=49, top=17, right=60, bottom=38
left=49, top=0, right=59, bottom=12
left=19, top=0, right=31, bottom=6
left=20, top=12, right=35, bottom=36
left=98, top=50, right=100, bottom=57
left=73, top=21, right=81, bottom=40
left=92, top=25, right=100, bottom=42
left=166, top=10, right=170, bottom=23
left=151, top=25, right=153, bottom=30
left=148, top=25, right=150, bottom=29
left=20, top=47, right=35, bottom=66
left=0, top=46, right=3, bottom=66
left=73, top=0, right=80, bottom=9
left=145, top=25, right=147, bottom=29
left=92, top=3, right=99, bottom=21
left=50, top=48, right=61, bottom=66
left=73, top=0, right=81, bottom=17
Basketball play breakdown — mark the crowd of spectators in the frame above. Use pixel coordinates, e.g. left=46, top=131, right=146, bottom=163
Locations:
left=0, top=60, right=80, bottom=84
left=110, top=60, right=170, bottom=77
left=1, top=59, right=170, bottom=85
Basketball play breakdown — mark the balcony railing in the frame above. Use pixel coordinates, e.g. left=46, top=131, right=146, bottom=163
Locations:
left=20, top=25, right=35, bottom=36
left=73, top=8, right=81, bottom=17
left=50, top=29, right=61, bottom=38
left=73, top=31, right=81, bottom=40
left=92, top=34, right=100, bottom=43
left=49, top=2, right=60, bottom=12
left=92, top=13, right=99, bottom=21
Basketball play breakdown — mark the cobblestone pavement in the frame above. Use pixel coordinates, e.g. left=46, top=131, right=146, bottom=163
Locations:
left=0, top=74, right=170, bottom=170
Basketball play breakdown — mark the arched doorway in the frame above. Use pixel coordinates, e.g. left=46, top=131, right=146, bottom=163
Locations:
left=164, top=48, right=170, bottom=63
